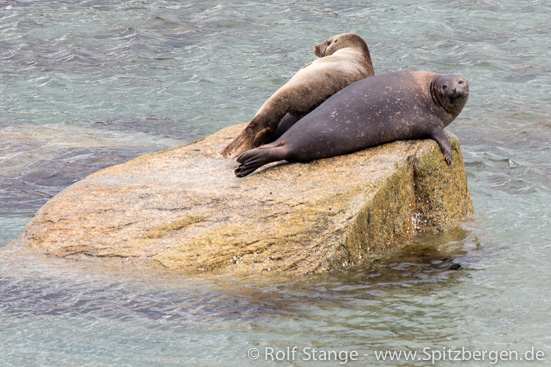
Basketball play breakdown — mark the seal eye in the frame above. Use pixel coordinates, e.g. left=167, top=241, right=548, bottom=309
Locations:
left=327, top=41, right=332, bottom=46
left=458, top=80, right=464, bottom=85
left=442, top=85, right=448, bottom=90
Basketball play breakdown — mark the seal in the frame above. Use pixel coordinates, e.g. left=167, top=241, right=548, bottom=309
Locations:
left=235, top=71, right=469, bottom=177
left=220, top=33, right=375, bottom=158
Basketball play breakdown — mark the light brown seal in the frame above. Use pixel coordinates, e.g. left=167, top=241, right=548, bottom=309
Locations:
left=221, top=33, right=375, bottom=158
left=235, top=71, right=469, bottom=177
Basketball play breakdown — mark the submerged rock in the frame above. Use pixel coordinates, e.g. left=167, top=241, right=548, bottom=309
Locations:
left=20, top=123, right=474, bottom=275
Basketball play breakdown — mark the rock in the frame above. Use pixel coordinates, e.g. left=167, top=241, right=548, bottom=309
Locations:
left=19, top=123, right=474, bottom=275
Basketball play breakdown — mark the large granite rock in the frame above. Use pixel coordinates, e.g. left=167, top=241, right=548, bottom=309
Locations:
left=20, top=123, right=474, bottom=275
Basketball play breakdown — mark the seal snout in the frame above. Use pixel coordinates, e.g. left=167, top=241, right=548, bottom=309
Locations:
left=431, top=74, right=469, bottom=117
left=314, top=44, right=325, bottom=57
left=444, top=75, right=469, bottom=98
left=314, top=45, right=321, bottom=57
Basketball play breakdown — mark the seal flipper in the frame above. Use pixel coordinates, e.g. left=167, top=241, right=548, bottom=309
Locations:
left=235, top=144, right=288, bottom=177
left=267, top=113, right=303, bottom=143
left=221, top=123, right=256, bottom=158
left=430, top=128, right=453, bottom=165
left=222, top=106, right=288, bottom=158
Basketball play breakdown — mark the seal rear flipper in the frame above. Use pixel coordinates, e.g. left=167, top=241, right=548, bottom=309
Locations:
left=235, top=145, right=287, bottom=177
left=234, top=149, right=272, bottom=177
left=220, top=127, right=254, bottom=158
left=430, top=128, right=453, bottom=165
left=221, top=115, right=274, bottom=158
left=223, top=108, right=288, bottom=158
left=267, top=113, right=302, bottom=143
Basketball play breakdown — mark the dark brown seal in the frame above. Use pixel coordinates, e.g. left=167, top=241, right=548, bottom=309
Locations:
left=235, top=71, right=469, bottom=177
left=220, top=33, right=375, bottom=158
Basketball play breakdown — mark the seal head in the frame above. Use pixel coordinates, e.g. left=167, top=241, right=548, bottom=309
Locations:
left=431, top=74, right=469, bottom=123
left=314, top=33, right=371, bottom=58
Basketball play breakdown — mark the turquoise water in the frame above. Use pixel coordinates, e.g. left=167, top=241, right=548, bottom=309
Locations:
left=1, top=1, right=551, bottom=366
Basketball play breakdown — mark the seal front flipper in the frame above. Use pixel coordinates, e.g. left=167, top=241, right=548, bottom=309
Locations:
left=430, top=127, right=453, bottom=165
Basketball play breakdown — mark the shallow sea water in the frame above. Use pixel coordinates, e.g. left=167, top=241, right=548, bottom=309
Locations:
left=1, top=1, right=551, bottom=366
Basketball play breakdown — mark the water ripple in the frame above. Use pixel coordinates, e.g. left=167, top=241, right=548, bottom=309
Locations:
left=2, top=1, right=551, bottom=365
